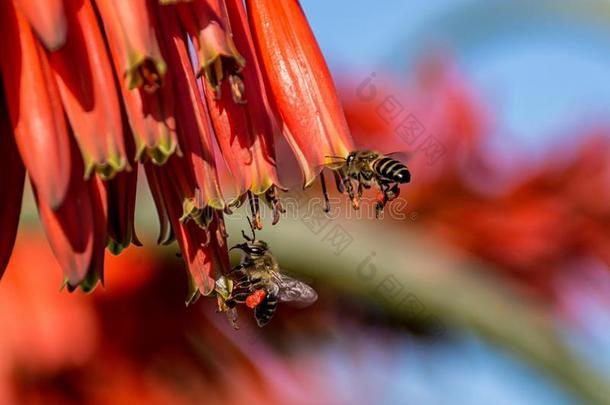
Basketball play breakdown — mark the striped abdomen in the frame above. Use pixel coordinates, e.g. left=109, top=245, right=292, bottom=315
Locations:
left=254, top=291, right=278, bottom=327
left=372, top=157, right=411, bottom=183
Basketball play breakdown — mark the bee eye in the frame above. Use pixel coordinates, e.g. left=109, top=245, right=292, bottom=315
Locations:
left=248, top=247, right=263, bottom=255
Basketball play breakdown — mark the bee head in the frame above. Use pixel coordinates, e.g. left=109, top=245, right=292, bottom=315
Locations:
left=231, top=239, right=268, bottom=257
left=231, top=222, right=269, bottom=257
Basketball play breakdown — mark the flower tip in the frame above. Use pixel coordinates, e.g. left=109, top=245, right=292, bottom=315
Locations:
left=208, top=198, right=226, bottom=212
left=197, top=21, right=246, bottom=94
left=77, top=277, right=102, bottom=294
left=107, top=238, right=126, bottom=256
left=184, top=267, right=202, bottom=305
left=136, top=137, right=180, bottom=165
left=303, top=171, right=320, bottom=189
left=126, top=57, right=167, bottom=92
left=158, top=231, right=176, bottom=246
left=85, top=157, right=130, bottom=181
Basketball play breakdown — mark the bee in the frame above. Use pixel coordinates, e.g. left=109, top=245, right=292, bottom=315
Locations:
left=216, top=224, right=318, bottom=328
left=323, top=150, right=411, bottom=217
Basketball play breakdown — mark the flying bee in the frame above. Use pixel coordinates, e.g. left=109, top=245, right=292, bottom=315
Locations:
left=323, top=150, right=411, bottom=217
left=215, top=223, right=318, bottom=328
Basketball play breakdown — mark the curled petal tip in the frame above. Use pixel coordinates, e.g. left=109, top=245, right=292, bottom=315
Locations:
left=138, top=141, right=180, bottom=166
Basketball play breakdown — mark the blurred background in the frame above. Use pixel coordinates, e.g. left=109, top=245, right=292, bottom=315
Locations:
left=4, top=0, right=610, bottom=403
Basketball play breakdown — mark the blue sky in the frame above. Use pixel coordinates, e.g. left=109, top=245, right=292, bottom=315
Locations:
left=298, top=2, right=610, bottom=402
left=302, top=0, right=610, bottom=156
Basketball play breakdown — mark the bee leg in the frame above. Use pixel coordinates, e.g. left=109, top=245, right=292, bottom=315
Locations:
left=200, top=228, right=212, bottom=247
left=264, top=186, right=286, bottom=225
left=319, top=171, right=331, bottom=213
left=386, top=183, right=401, bottom=202
left=228, top=193, right=247, bottom=211
left=357, top=182, right=364, bottom=199
left=340, top=169, right=358, bottom=210
left=226, top=308, right=239, bottom=330
left=247, top=191, right=263, bottom=230
left=216, top=214, right=229, bottom=239
left=375, top=182, right=390, bottom=219
left=375, top=200, right=385, bottom=219
left=333, top=171, right=345, bottom=194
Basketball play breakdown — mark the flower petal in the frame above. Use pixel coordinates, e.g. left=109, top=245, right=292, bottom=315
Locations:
left=13, top=0, right=67, bottom=50
left=106, top=168, right=142, bottom=255
left=73, top=175, right=109, bottom=293
left=144, top=164, right=175, bottom=245
left=1, top=2, right=71, bottom=209
left=49, top=0, right=128, bottom=179
left=176, top=0, right=245, bottom=96
left=152, top=164, right=230, bottom=297
left=202, top=78, right=252, bottom=197
left=35, top=146, right=95, bottom=287
left=154, top=5, right=225, bottom=211
left=246, top=0, right=355, bottom=187
left=118, top=71, right=179, bottom=164
left=226, top=0, right=281, bottom=195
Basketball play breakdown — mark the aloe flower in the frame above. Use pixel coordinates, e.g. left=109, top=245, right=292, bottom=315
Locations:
left=246, top=0, right=355, bottom=187
left=50, top=0, right=128, bottom=179
left=0, top=0, right=355, bottom=300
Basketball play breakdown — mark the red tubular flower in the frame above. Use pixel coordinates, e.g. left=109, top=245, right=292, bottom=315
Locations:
left=174, top=214, right=229, bottom=299
left=77, top=175, right=109, bottom=292
left=246, top=0, right=355, bottom=187
left=13, top=0, right=67, bottom=50
left=49, top=0, right=128, bottom=179
left=176, top=0, right=245, bottom=97
left=225, top=0, right=281, bottom=196
left=180, top=4, right=278, bottom=207
left=95, top=0, right=179, bottom=164
left=154, top=4, right=225, bottom=214
left=1, top=2, right=71, bottom=209
left=202, top=74, right=254, bottom=198
left=94, top=0, right=167, bottom=91
left=116, top=66, right=179, bottom=164
left=0, top=88, right=25, bottom=279
left=105, top=169, right=141, bottom=255
left=34, top=144, right=104, bottom=289
left=149, top=164, right=230, bottom=298
left=144, top=164, right=174, bottom=245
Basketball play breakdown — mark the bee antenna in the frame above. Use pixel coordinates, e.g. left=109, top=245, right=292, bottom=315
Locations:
left=244, top=217, right=256, bottom=241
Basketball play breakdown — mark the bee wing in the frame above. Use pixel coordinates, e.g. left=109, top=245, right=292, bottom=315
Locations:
left=276, top=273, right=318, bottom=307
left=225, top=308, right=239, bottom=330
left=384, top=151, right=413, bottom=162
left=315, top=161, right=345, bottom=172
